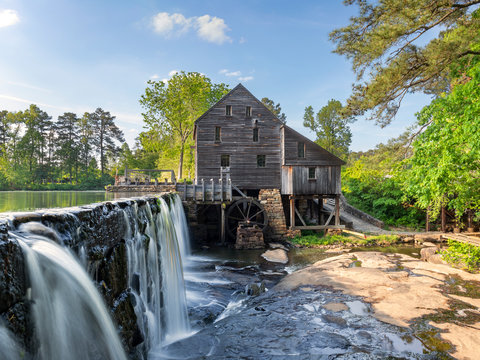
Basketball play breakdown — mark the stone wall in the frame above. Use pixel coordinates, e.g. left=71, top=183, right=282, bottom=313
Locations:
left=259, top=189, right=300, bottom=241
left=0, top=195, right=174, bottom=359
left=106, top=184, right=176, bottom=193
left=235, top=223, right=265, bottom=249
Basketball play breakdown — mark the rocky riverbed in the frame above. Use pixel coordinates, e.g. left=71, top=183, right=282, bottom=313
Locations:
left=160, top=248, right=480, bottom=359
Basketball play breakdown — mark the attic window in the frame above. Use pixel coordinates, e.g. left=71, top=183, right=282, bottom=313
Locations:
left=257, top=155, right=266, bottom=168
left=215, top=126, right=221, bottom=142
left=308, top=167, right=316, bottom=179
left=298, top=142, right=305, bottom=158
left=253, top=128, right=259, bottom=142
left=225, top=105, right=232, bottom=116
left=246, top=106, right=252, bottom=117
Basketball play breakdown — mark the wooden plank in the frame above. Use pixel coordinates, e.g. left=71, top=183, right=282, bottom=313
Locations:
left=293, top=225, right=346, bottom=230
left=441, top=234, right=480, bottom=246
left=290, top=197, right=295, bottom=229
left=294, top=206, right=307, bottom=226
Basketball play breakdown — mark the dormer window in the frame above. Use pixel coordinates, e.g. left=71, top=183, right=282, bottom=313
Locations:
left=225, top=105, right=232, bottom=116
left=246, top=106, right=252, bottom=117
left=298, top=142, right=305, bottom=158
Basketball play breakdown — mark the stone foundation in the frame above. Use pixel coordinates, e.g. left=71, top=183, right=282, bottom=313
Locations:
left=259, top=189, right=299, bottom=241
left=235, top=223, right=265, bottom=249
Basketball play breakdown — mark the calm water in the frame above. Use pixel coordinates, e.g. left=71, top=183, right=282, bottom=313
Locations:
left=0, top=191, right=145, bottom=213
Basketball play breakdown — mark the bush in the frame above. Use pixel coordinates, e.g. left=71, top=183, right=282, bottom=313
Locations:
left=442, top=240, right=480, bottom=273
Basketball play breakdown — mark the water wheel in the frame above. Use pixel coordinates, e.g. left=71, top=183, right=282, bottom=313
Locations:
left=226, top=198, right=268, bottom=238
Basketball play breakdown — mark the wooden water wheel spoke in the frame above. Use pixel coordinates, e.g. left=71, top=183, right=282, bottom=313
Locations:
left=226, top=198, right=268, bottom=239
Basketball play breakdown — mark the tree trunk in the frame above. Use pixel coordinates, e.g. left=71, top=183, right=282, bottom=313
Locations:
left=178, top=142, right=185, bottom=179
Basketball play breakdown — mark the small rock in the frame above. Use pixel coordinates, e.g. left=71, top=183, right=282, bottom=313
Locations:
left=420, top=247, right=437, bottom=261
left=423, top=242, right=437, bottom=247
left=261, top=249, right=288, bottom=264
left=268, top=242, right=288, bottom=251
left=245, top=282, right=266, bottom=296
left=387, top=271, right=409, bottom=280
left=322, top=314, right=347, bottom=327
left=323, top=302, right=348, bottom=312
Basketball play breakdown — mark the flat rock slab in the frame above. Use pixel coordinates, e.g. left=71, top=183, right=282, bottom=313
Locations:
left=323, top=302, right=348, bottom=312
left=261, top=249, right=288, bottom=264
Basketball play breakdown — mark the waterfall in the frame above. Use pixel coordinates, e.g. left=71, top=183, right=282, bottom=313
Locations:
left=0, top=323, right=20, bottom=360
left=125, top=194, right=190, bottom=351
left=12, top=227, right=127, bottom=360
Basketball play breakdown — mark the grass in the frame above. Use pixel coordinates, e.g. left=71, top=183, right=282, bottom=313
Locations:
left=289, top=233, right=401, bottom=248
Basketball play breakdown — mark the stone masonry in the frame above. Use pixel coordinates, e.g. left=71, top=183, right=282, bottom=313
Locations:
left=235, top=223, right=265, bottom=249
left=259, top=189, right=300, bottom=241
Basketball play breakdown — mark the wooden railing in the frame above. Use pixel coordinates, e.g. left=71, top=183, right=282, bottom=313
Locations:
left=116, top=169, right=176, bottom=185
left=175, top=179, right=232, bottom=202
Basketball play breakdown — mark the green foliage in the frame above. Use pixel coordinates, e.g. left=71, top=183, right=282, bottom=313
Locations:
left=303, top=99, right=353, bottom=159
left=330, top=1, right=480, bottom=125
left=402, top=60, right=480, bottom=221
left=290, top=233, right=400, bottom=247
left=442, top=240, right=480, bottom=273
left=261, top=97, right=287, bottom=123
left=139, top=71, right=229, bottom=179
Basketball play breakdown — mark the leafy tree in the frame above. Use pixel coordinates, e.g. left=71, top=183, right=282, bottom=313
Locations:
left=401, top=60, right=480, bottom=222
left=56, top=112, right=80, bottom=182
left=90, top=108, right=125, bottom=176
left=303, top=99, right=353, bottom=159
left=78, top=112, right=95, bottom=178
left=140, top=71, right=229, bottom=179
left=330, top=0, right=480, bottom=125
left=261, top=97, right=287, bottom=123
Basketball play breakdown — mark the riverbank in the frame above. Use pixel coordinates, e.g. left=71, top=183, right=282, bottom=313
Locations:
left=277, top=251, right=480, bottom=359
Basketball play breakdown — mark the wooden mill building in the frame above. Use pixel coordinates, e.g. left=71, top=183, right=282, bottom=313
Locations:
left=193, top=84, right=345, bottom=240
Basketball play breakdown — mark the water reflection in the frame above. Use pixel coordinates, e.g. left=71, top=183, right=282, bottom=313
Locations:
left=0, top=191, right=149, bottom=213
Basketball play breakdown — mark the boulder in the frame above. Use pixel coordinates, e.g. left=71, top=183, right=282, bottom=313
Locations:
left=261, top=249, right=288, bottom=264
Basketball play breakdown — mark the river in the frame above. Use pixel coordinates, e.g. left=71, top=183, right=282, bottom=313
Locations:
left=0, top=191, right=140, bottom=212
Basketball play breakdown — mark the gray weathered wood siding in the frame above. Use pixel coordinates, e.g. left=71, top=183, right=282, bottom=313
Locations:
left=282, top=126, right=344, bottom=166
left=195, top=84, right=282, bottom=189
left=281, top=165, right=341, bottom=195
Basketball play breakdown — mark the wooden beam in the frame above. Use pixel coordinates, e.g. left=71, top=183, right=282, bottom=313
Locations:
left=220, top=203, right=226, bottom=244
left=335, top=195, right=340, bottom=226
left=294, top=206, right=307, bottom=226
left=290, top=197, right=295, bottom=229
left=441, top=206, right=446, bottom=232
left=293, top=225, right=345, bottom=230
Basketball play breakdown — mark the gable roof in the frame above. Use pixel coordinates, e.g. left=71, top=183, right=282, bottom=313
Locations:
left=282, top=125, right=346, bottom=166
left=194, top=83, right=284, bottom=126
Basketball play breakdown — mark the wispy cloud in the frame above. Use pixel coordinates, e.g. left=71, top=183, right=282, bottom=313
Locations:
left=6, top=81, right=51, bottom=93
left=0, top=94, right=72, bottom=111
left=168, top=70, right=178, bottom=77
left=219, top=69, right=254, bottom=83
left=238, top=76, right=254, bottom=82
left=0, top=9, right=19, bottom=28
left=150, top=74, right=160, bottom=79
left=152, top=12, right=231, bottom=44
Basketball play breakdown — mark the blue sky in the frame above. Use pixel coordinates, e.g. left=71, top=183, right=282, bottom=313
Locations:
left=0, top=0, right=432, bottom=151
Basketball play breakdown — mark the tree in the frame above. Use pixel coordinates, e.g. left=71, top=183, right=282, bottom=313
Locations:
left=56, top=112, right=80, bottom=182
left=139, top=71, right=229, bottom=179
left=78, top=112, right=95, bottom=177
left=303, top=99, right=353, bottom=159
left=330, top=0, right=480, bottom=126
left=261, top=97, right=287, bottom=123
left=90, top=108, right=125, bottom=176
left=401, top=60, right=480, bottom=222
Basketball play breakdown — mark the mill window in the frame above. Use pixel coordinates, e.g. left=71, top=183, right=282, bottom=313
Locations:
left=246, top=106, right=252, bottom=117
left=215, top=126, right=221, bottom=142
left=253, top=128, right=259, bottom=142
left=225, top=105, right=232, bottom=116
left=308, top=167, right=316, bottom=179
left=221, top=154, right=230, bottom=167
left=298, top=142, right=305, bottom=158
left=257, top=155, right=266, bottom=168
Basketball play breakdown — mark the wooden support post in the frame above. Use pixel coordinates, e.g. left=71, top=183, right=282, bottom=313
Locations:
left=220, top=203, right=226, bottom=244
left=441, top=206, right=446, bottom=232
left=183, top=179, right=187, bottom=200
left=290, top=196, right=295, bottom=229
left=316, top=198, right=323, bottom=225
left=211, top=179, right=214, bottom=202
left=228, top=179, right=232, bottom=201
left=335, top=195, right=340, bottom=226
left=202, top=179, right=205, bottom=202
left=220, top=178, right=223, bottom=202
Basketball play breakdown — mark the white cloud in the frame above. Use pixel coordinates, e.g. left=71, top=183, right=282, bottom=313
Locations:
left=0, top=9, right=19, bottom=28
left=239, top=37, right=246, bottom=44
left=168, top=70, right=178, bottom=77
left=219, top=69, right=241, bottom=77
left=162, top=78, right=169, bottom=84
left=196, top=15, right=231, bottom=44
left=238, top=76, right=254, bottom=82
left=151, top=12, right=231, bottom=44
left=150, top=74, right=160, bottom=79
left=152, top=12, right=191, bottom=36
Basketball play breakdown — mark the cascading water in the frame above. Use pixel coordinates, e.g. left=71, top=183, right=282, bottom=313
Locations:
left=124, top=194, right=190, bottom=354
left=11, top=226, right=127, bottom=360
left=0, top=323, right=20, bottom=360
